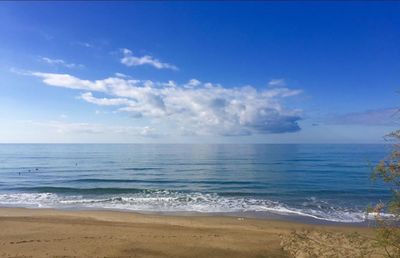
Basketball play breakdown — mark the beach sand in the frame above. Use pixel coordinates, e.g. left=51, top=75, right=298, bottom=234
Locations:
left=0, top=208, right=377, bottom=258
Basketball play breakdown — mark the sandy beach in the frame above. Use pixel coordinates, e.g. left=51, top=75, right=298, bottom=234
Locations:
left=0, top=207, right=379, bottom=258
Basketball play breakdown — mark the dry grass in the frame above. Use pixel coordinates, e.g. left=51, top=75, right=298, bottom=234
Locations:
left=280, top=230, right=386, bottom=258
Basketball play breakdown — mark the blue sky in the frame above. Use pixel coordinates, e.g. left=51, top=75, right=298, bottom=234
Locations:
left=0, top=2, right=399, bottom=143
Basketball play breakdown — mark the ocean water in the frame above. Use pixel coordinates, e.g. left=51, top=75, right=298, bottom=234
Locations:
left=0, top=144, right=392, bottom=223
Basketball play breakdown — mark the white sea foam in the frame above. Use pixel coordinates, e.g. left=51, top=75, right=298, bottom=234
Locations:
left=0, top=191, right=379, bottom=223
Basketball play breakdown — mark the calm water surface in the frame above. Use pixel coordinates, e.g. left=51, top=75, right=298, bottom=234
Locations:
left=0, top=144, right=391, bottom=223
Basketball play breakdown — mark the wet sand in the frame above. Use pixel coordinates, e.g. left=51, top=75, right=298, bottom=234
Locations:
left=0, top=207, right=376, bottom=258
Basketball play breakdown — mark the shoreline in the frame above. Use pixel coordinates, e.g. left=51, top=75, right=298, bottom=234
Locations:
left=0, top=207, right=377, bottom=257
left=0, top=204, right=371, bottom=226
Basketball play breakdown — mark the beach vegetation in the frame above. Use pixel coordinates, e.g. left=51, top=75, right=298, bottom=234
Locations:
left=370, top=130, right=400, bottom=257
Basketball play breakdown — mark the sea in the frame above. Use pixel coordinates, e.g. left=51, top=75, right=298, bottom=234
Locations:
left=0, top=144, right=392, bottom=224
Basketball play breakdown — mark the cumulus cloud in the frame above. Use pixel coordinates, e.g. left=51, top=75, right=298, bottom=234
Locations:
left=329, top=108, right=399, bottom=126
left=40, top=57, right=84, bottom=69
left=120, top=48, right=178, bottom=71
left=31, top=72, right=303, bottom=136
left=184, top=79, right=201, bottom=88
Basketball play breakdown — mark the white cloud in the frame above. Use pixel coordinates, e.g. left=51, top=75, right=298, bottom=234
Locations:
left=268, top=79, right=286, bottom=87
left=184, top=79, right=201, bottom=88
left=120, top=48, right=178, bottom=71
left=32, top=72, right=303, bottom=136
left=31, top=72, right=107, bottom=91
left=31, top=120, right=156, bottom=136
left=114, top=72, right=129, bottom=78
left=79, top=92, right=135, bottom=106
left=40, top=57, right=84, bottom=69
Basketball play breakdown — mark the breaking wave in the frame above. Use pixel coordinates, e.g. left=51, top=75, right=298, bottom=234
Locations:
left=0, top=189, right=375, bottom=223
